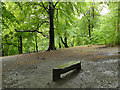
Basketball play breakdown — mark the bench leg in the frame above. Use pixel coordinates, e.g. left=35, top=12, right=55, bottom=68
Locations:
left=53, top=69, right=61, bottom=81
left=76, top=62, right=81, bottom=71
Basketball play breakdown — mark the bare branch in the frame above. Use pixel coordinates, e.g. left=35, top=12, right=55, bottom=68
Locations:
left=15, top=21, right=49, bottom=38
left=82, top=9, right=91, bottom=20
left=37, top=31, right=49, bottom=38
left=36, top=21, right=47, bottom=30
left=54, top=0, right=60, bottom=8
left=15, top=29, right=49, bottom=38
left=15, top=29, right=37, bottom=32
left=59, top=36, right=65, bottom=44
left=41, top=0, right=49, bottom=13
left=58, top=33, right=65, bottom=44
left=31, top=2, right=49, bottom=13
left=4, top=39, right=18, bottom=47
left=4, top=42, right=18, bottom=47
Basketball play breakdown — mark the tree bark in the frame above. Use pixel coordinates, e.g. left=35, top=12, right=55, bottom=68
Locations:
left=60, top=36, right=69, bottom=48
left=117, top=2, right=120, bottom=46
left=88, top=9, right=92, bottom=42
left=35, top=36, right=38, bottom=52
left=64, top=36, right=68, bottom=48
left=20, top=36, right=22, bottom=54
left=88, top=19, right=91, bottom=41
left=92, top=6, right=94, bottom=30
left=59, top=42, right=61, bottom=48
left=18, top=36, right=22, bottom=54
left=118, top=2, right=120, bottom=46
left=118, top=19, right=120, bottom=46
left=47, top=2, right=56, bottom=51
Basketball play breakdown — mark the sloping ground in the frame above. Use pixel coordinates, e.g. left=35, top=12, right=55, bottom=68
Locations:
left=1, top=45, right=119, bottom=88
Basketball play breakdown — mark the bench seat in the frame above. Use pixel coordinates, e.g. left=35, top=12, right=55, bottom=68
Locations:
left=53, top=61, right=81, bottom=81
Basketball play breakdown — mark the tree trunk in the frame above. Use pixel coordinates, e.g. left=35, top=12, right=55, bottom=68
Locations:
left=117, top=22, right=119, bottom=45
left=118, top=2, right=120, bottom=46
left=60, top=36, right=69, bottom=48
left=18, top=36, right=22, bottom=54
left=35, top=36, right=38, bottom=52
left=88, top=10, right=91, bottom=42
left=64, top=36, right=68, bottom=48
left=64, top=43, right=68, bottom=48
left=88, top=19, right=91, bottom=40
left=57, top=9, right=61, bottom=49
left=59, top=37, right=61, bottom=48
left=18, top=37, right=20, bottom=54
left=92, top=6, right=94, bottom=30
left=59, top=42, right=61, bottom=48
left=36, top=42, right=38, bottom=52
left=47, top=2, right=56, bottom=51
left=20, top=36, right=22, bottom=54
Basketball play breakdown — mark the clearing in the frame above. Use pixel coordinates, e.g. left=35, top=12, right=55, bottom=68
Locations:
left=1, top=45, right=120, bottom=88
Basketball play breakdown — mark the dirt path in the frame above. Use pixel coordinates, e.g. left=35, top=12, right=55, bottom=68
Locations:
left=1, top=45, right=119, bottom=88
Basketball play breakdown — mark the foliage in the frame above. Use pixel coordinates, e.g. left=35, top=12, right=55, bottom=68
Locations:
left=2, top=1, right=119, bottom=56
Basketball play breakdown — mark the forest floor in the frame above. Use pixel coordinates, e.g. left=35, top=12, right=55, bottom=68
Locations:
left=1, top=45, right=120, bottom=88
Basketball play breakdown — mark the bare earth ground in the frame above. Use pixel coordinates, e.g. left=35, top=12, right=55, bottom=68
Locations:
left=1, top=45, right=120, bottom=88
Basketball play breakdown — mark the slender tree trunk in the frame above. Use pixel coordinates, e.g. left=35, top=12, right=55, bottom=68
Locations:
left=18, top=36, right=22, bottom=54
left=47, top=2, right=56, bottom=51
left=59, top=42, right=61, bottom=48
left=88, top=19, right=91, bottom=40
left=118, top=2, right=120, bottom=46
left=118, top=18, right=120, bottom=46
left=64, top=36, right=68, bottom=48
left=20, top=36, right=22, bottom=54
left=2, top=51, right=4, bottom=56
left=60, top=36, right=69, bottom=48
left=57, top=9, right=61, bottom=49
left=64, top=32, right=69, bottom=48
left=18, top=37, right=20, bottom=54
left=92, top=6, right=94, bottom=30
left=35, top=36, right=38, bottom=52
left=88, top=10, right=91, bottom=42
left=20, top=36, right=22, bottom=53
left=36, top=42, right=38, bottom=52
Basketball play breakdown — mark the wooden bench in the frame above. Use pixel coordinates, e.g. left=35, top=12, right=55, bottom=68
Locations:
left=53, top=61, right=81, bottom=81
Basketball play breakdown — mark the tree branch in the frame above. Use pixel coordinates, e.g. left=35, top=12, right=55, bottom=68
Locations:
left=30, top=2, right=49, bottom=13
left=60, top=36, right=65, bottom=44
left=15, top=29, right=49, bottom=38
left=58, top=33, right=65, bottom=44
left=54, top=0, right=60, bottom=8
left=41, top=0, right=49, bottom=13
left=4, top=39, right=19, bottom=47
left=36, top=21, right=47, bottom=30
left=82, top=9, right=91, bottom=20
left=15, top=21, right=49, bottom=38
left=15, top=29, right=37, bottom=32
left=37, top=31, right=49, bottom=38
left=4, top=42, right=18, bottom=47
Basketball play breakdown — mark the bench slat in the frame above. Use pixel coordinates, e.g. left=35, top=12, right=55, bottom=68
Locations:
left=56, top=61, right=81, bottom=69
